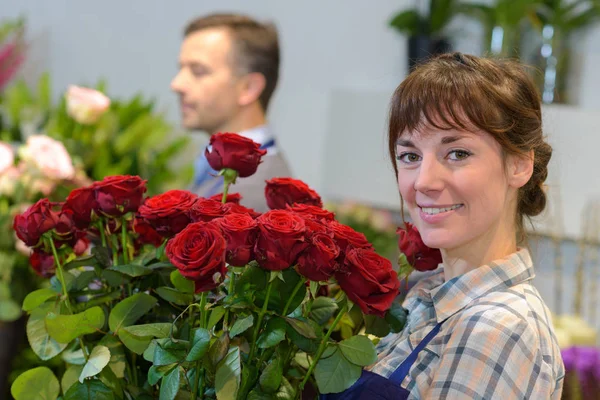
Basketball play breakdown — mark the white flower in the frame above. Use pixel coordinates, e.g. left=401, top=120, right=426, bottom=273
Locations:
left=0, top=141, right=14, bottom=175
left=65, top=85, right=111, bottom=125
left=19, top=135, right=75, bottom=180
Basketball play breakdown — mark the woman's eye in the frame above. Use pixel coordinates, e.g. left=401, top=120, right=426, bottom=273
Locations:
left=397, top=153, right=421, bottom=163
left=448, top=150, right=471, bottom=161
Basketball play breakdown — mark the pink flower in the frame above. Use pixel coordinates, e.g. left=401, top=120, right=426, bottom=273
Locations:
left=19, top=135, right=75, bottom=180
left=0, top=166, right=21, bottom=196
left=65, top=85, right=111, bottom=125
left=0, top=142, right=14, bottom=175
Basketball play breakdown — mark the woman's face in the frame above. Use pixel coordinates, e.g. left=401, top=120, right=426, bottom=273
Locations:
left=396, top=124, right=528, bottom=256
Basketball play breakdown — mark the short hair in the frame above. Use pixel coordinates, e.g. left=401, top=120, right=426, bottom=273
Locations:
left=184, top=13, right=280, bottom=112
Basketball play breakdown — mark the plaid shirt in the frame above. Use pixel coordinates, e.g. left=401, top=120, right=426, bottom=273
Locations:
left=372, top=248, right=565, bottom=399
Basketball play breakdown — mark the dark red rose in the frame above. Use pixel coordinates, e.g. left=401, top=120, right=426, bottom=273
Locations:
left=205, top=133, right=267, bottom=178
left=296, top=233, right=340, bottom=282
left=138, top=190, right=197, bottom=237
left=335, top=248, right=400, bottom=316
left=13, top=199, right=59, bottom=247
left=254, top=210, right=309, bottom=271
left=215, top=213, right=258, bottom=266
left=397, top=223, right=442, bottom=272
left=93, top=175, right=147, bottom=217
left=287, top=204, right=335, bottom=221
left=189, top=199, right=227, bottom=223
left=133, top=216, right=164, bottom=247
left=209, top=192, right=242, bottom=205
left=30, top=250, right=55, bottom=278
left=166, top=222, right=227, bottom=292
left=303, top=218, right=332, bottom=236
left=62, top=186, right=98, bottom=229
left=265, top=178, right=323, bottom=210
left=329, top=220, right=374, bottom=253
left=223, top=203, right=261, bottom=219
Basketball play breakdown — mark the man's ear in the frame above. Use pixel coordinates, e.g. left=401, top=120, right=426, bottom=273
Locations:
left=238, top=72, right=266, bottom=107
left=507, top=150, right=534, bottom=189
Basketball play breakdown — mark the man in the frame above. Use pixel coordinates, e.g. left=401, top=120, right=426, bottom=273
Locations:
left=171, top=13, right=292, bottom=212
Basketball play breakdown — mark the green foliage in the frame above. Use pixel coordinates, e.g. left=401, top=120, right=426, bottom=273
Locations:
left=389, top=0, right=462, bottom=36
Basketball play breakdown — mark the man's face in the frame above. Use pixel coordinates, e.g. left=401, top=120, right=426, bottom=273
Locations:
left=171, top=28, right=243, bottom=133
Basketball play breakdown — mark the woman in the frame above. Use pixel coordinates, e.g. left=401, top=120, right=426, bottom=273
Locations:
left=326, top=53, right=565, bottom=399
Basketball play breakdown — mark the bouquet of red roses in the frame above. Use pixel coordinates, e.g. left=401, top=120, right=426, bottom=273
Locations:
left=10, top=133, right=411, bottom=400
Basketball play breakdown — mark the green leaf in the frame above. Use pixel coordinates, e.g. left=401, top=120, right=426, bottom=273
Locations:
left=229, top=314, right=254, bottom=338
left=338, top=336, right=377, bottom=366
left=61, top=345, right=86, bottom=365
left=118, top=329, right=152, bottom=355
left=364, top=314, right=391, bottom=338
left=11, top=367, right=60, bottom=400
left=71, top=270, right=97, bottom=291
left=385, top=302, right=408, bottom=333
left=207, top=306, right=226, bottom=330
left=143, top=339, right=158, bottom=362
left=259, top=356, right=282, bottom=393
left=170, top=270, right=194, bottom=294
left=309, top=281, right=319, bottom=299
left=101, top=269, right=131, bottom=287
left=79, top=345, right=111, bottom=382
left=22, top=288, right=59, bottom=312
left=45, top=306, right=105, bottom=343
left=148, top=364, right=177, bottom=386
left=314, top=348, right=362, bottom=394
left=215, top=347, right=241, bottom=400
left=63, top=255, right=98, bottom=271
left=109, top=293, right=157, bottom=333
left=186, top=328, right=211, bottom=362
left=257, top=318, right=287, bottom=349
left=62, top=365, right=84, bottom=394
left=275, top=377, right=296, bottom=400
left=123, top=323, right=173, bottom=338
left=107, top=264, right=153, bottom=277
left=155, top=287, right=194, bottom=306
left=98, top=364, right=124, bottom=399
left=50, top=272, right=76, bottom=293
left=0, top=299, right=22, bottom=321
left=159, top=366, right=181, bottom=400
left=209, top=332, right=230, bottom=368
left=98, top=335, right=126, bottom=378
left=92, top=246, right=112, bottom=268
left=397, top=253, right=414, bottom=282
left=26, top=307, right=68, bottom=360
left=310, top=297, right=339, bottom=325
left=389, top=9, right=423, bottom=35
left=154, top=339, right=187, bottom=366
left=284, top=317, right=317, bottom=339
left=64, top=380, right=115, bottom=400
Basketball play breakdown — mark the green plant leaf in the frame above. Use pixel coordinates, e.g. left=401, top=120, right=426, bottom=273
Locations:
left=22, top=288, right=59, bottom=312
left=229, top=314, right=254, bottom=338
left=170, top=270, right=194, bottom=294
left=209, top=333, right=231, bottom=368
left=186, top=328, right=211, bottom=362
left=154, top=339, right=187, bottom=366
left=11, top=366, right=60, bottom=400
left=61, top=345, right=86, bottom=365
left=98, top=364, right=124, bottom=399
left=107, top=264, right=153, bottom=277
left=237, top=363, right=258, bottom=400
left=389, top=9, right=423, bottom=36
left=310, top=297, right=339, bottom=325
left=45, top=306, right=105, bottom=343
left=257, top=317, right=287, bottom=349
left=79, top=345, right=111, bottom=382
left=148, top=364, right=177, bottom=386
left=259, top=356, right=282, bottom=393
left=215, top=347, right=241, bottom=400
left=284, top=317, right=317, bottom=339
left=159, top=366, right=181, bottom=400
left=26, top=307, right=68, bottom=360
left=385, top=302, right=408, bottom=333
left=207, top=306, right=226, bottom=330
left=155, top=287, right=194, bottom=305
left=62, top=365, right=84, bottom=394
left=92, top=246, right=112, bottom=268
left=64, top=380, right=115, bottom=400
left=0, top=298, right=22, bottom=321
left=314, top=348, right=362, bottom=394
left=109, top=293, right=157, bottom=333
left=364, top=314, right=391, bottom=338
left=123, top=323, right=173, bottom=338
left=143, top=339, right=158, bottom=362
left=338, top=336, right=377, bottom=366
left=71, top=270, right=97, bottom=291
left=98, top=335, right=127, bottom=378
left=101, top=269, right=131, bottom=287
left=275, top=376, right=296, bottom=400
left=118, top=329, right=152, bottom=355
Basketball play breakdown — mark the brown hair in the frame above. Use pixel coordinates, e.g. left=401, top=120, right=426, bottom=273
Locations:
left=387, top=52, right=552, bottom=234
left=184, top=13, right=280, bottom=112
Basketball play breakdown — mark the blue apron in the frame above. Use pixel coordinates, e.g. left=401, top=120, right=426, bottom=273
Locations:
left=320, top=320, right=444, bottom=399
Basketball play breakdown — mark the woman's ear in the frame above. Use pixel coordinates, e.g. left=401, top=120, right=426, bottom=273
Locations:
left=507, top=150, right=534, bottom=189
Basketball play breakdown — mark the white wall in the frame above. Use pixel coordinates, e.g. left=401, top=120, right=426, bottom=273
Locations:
left=2, top=0, right=600, bottom=195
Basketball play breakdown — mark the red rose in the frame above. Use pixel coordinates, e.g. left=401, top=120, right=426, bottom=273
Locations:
left=13, top=199, right=59, bottom=247
left=189, top=199, right=227, bottom=223
left=397, top=223, right=442, bottom=272
left=303, top=218, right=332, bottom=236
left=73, top=237, right=90, bottom=256
left=265, top=178, right=323, bottom=210
left=209, top=192, right=242, bottom=204
left=223, top=203, right=261, bottom=219
left=296, top=233, right=340, bottom=281
left=287, top=204, right=335, bottom=221
left=205, top=133, right=267, bottom=178
left=93, top=175, right=147, bottom=217
left=215, top=213, right=258, bottom=266
left=30, top=250, right=55, bottom=278
left=63, top=186, right=98, bottom=229
left=166, top=222, right=227, bottom=292
left=329, top=220, right=374, bottom=253
left=138, top=190, right=197, bottom=237
left=254, top=210, right=309, bottom=271
left=133, top=216, right=164, bottom=247
left=335, top=248, right=400, bottom=316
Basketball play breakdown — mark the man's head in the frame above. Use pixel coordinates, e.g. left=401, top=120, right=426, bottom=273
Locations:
left=171, top=13, right=280, bottom=133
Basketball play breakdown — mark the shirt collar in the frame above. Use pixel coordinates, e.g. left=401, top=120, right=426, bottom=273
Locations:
left=417, top=248, right=536, bottom=323
left=237, top=124, right=274, bottom=146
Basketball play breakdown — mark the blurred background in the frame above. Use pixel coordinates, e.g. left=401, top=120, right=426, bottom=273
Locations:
left=1, top=0, right=600, bottom=398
